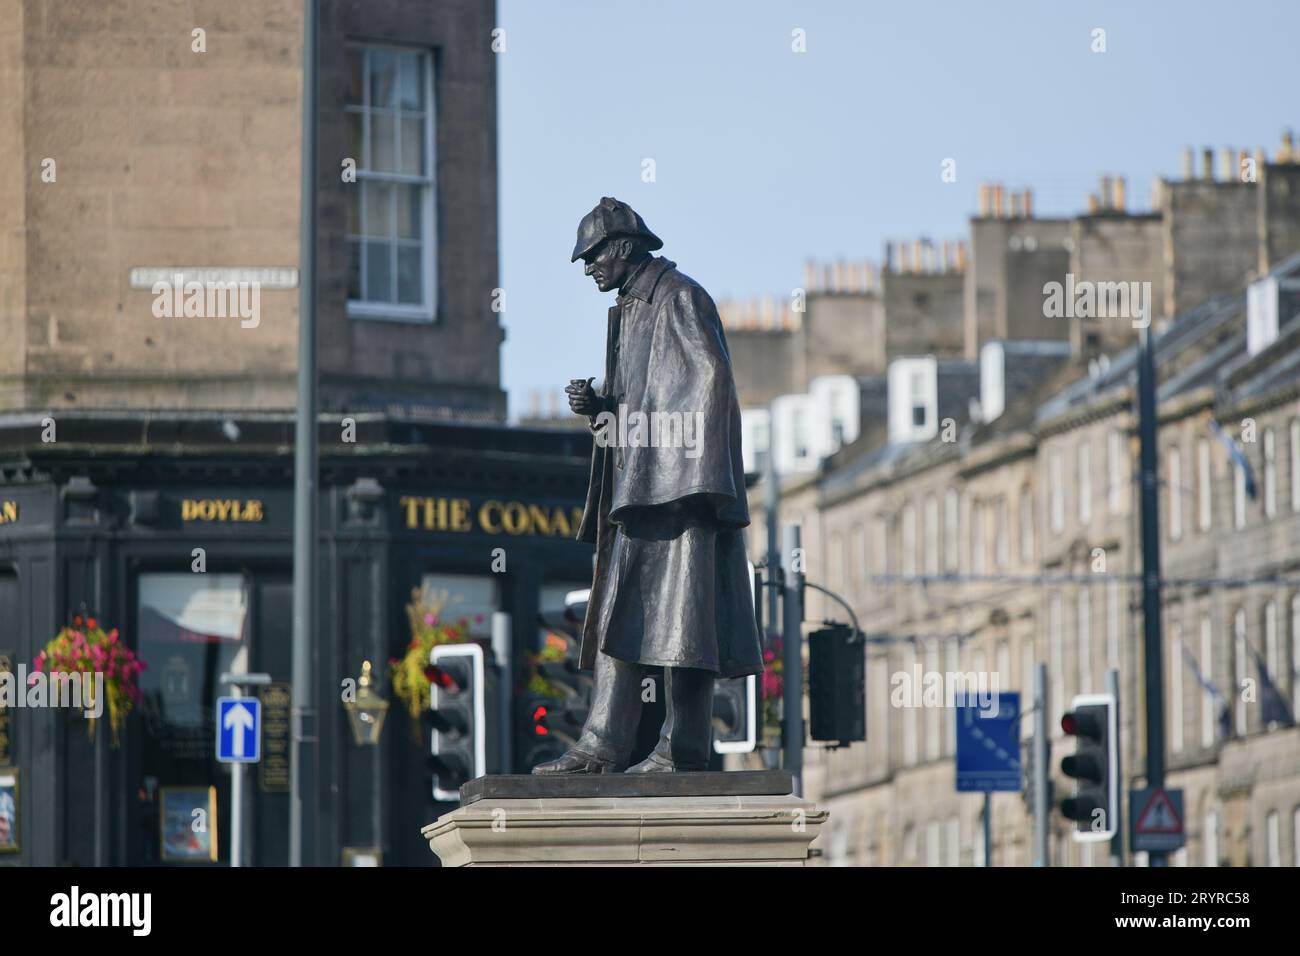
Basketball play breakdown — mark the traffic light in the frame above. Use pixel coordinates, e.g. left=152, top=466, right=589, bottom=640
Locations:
left=713, top=675, right=757, bottom=754
left=521, top=590, right=595, bottom=771
left=519, top=692, right=567, bottom=769
left=808, top=623, right=865, bottom=744
left=1059, top=693, right=1117, bottom=840
left=426, top=643, right=486, bottom=802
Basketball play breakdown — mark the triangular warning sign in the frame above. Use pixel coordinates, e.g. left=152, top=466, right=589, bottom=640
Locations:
left=1135, top=789, right=1182, bottom=834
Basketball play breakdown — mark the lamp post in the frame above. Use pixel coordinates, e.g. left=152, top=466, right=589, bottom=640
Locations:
left=344, top=660, right=389, bottom=747
left=343, top=660, right=388, bottom=866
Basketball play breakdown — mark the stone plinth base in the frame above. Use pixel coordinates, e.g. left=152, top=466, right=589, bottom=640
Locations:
left=422, top=771, right=827, bottom=866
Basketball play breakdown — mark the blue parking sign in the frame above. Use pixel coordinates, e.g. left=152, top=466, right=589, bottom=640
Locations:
left=955, top=691, right=1021, bottom=792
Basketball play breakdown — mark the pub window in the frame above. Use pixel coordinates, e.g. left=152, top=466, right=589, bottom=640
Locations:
left=346, top=45, right=437, bottom=320
left=420, top=573, right=500, bottom=636
left=137, top=573, right=249, bottom=865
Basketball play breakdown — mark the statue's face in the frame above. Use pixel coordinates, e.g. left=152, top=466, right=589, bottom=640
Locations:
left=581, top=239, right=635, bottom=293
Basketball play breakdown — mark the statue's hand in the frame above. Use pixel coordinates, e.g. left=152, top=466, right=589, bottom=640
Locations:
left=566, top=377, right=601, bottom=416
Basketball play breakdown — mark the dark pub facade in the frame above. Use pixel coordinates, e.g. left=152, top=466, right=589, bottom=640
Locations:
left=0, top=411, right=593, bottom=866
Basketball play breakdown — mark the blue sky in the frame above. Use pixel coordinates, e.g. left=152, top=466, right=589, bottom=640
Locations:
left=496, top=0, right=1299, bottom=419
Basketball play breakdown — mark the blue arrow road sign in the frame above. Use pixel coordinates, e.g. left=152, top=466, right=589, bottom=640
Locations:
left=217, top=697, right=261, bottom=764
left=955, top=691, right=1021, bottom=792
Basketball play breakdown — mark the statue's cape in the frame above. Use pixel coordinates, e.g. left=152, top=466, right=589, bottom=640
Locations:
left=577, top=258, right=749, bottom=542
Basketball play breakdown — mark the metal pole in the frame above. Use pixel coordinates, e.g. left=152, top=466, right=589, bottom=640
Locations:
left=1034, top=662, right=1049, bottom=866
left=983, top=793, right=992, bottom=866
left=1107, top=666, right=1125, bottom=867
left=231, top=684, right=244, bottom=868
left=290, top=0, right=319, bottom=869
left=781, top=524, right=804, bottom=795
left=492, top=612, right=513, bottom=773
left=1136, top=323, right=1166, bottom=866
left=764, top=415, right=780, bottom=638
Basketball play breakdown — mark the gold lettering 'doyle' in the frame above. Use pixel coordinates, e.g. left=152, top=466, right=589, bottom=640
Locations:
left=181, top=499, right=265, bottom=522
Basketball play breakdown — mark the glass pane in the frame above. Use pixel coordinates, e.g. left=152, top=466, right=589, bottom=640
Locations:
left=370, top=113, right=396, bottom=172
left=363, top=181, right=392, bottom=238
left=395, top=184, right=421, bottom=240
left=368, top=49, right=397, bottom=108
left=399, top=52, right=424, bottom=110
left=397, top=245, right=422, bottom=304
left=347, top=183, right=360, bottom=235
left=345, top=111, right=363, bottom=169
left=137, top=573, right=249, bottom=865
left=346, top=47, right=364, bottom=105
left=365, top=241, right=392, bottom=302
left=418, top=574, right=499, bottom=637
left=400, top=117, right=425, bottom=175
left=347, top=239, right=362, bottom=299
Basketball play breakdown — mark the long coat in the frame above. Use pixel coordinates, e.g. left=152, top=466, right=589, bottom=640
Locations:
left=576, top=256, right=763, bottom=678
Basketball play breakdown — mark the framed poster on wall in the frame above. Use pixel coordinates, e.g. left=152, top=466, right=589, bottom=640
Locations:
left=0, top=768, right=17, bottom=853
left=159, top=785, right=217, bottom=862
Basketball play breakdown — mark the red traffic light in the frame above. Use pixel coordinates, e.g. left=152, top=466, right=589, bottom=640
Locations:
left=531, top=704, right=549, bottom=735
left=1061, top=712, right=1078, bottom=735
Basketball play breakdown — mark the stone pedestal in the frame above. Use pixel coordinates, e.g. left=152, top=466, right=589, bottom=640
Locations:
left=422, top=771, right=827, bottom=866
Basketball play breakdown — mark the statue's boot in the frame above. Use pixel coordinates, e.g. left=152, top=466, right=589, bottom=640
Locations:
left=626, top=666, right=713, bottom=773
left=531, top=650, right=642, bottom=775
left=531, top=749, right=623, bottom=774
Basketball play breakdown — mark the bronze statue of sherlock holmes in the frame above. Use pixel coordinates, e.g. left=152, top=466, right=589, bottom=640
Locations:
left=533, top=197, right=763, bottom=774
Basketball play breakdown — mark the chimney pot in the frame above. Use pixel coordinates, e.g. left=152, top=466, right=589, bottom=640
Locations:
left=1202, top=147, right=1215, bottom=181
left=1113, top=176, right=1127, bottom=212
left=1087, top=193, right=1099, bottom=214
left=1023, top=189, right=1035, bottom=218
left=1182, top=147, right=1194, bottom=180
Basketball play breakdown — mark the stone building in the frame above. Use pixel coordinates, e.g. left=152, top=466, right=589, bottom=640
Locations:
left=748, top=265, right=1300, bottom=865
left=0, top=0, right=504, bottom=417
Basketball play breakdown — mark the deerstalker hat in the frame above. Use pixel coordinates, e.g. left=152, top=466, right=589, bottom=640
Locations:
left=570, top=197, right=663, bottom=262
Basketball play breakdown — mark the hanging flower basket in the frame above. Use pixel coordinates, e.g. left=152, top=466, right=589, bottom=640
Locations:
left=388, top=589, right=482, bottom=736
left=761, top=637, right=784, bottom=739
left=31, top=615, right=145, bottom=748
